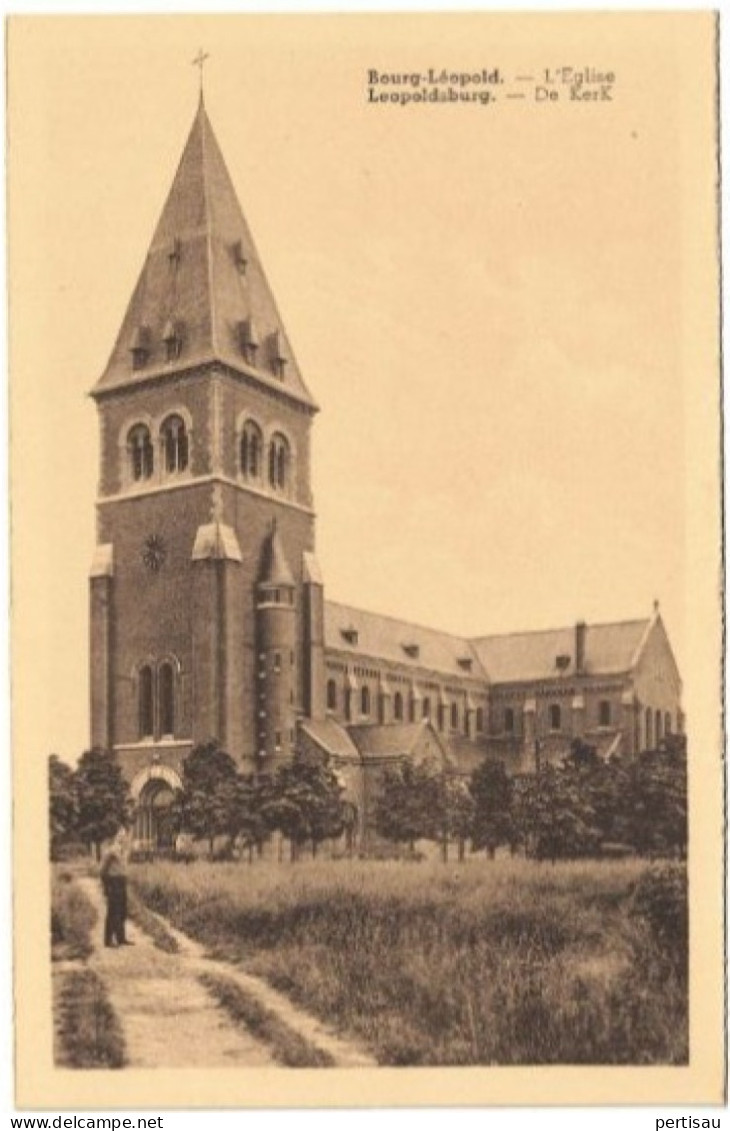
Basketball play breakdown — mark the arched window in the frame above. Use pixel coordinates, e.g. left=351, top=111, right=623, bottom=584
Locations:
left=451, top=702, right=458, bottom=730
left=655, top=709, right=662, bottom=744
left=550, top=703, right=561, bottom=731
left=161, top=414, right=188, bottom=474
left=394, top=691, right=403, bottom=721
left=476, top=707, right=484, bottom=732
left=128, top=424, right=154, bottom=482
left=268, top=433, right=290, bottom=492
left=240, top=420, right=263, bottom=480
left=422, top=697, right=431, bottom=719
left=645, top=707, right=653, bottom=750
left=327, top=679, right=337, bottom=711
left=504, top=707, right=514, bottom=733
left=665, top=712, right=672, bottom=736
left=361, top=686, right=370, bottom=716
left=158, top=662, right=175, bottom=737
left=138, top=666, right=154, bottom=739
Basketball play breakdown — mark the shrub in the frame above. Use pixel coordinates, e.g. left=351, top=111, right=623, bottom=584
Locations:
left=51, top=873, right=97, bottom=961
left=54, top=968, right=125, bottom=1068
left=628, top=862, right=688, bottom=980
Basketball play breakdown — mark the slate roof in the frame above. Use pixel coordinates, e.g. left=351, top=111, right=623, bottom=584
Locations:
left=93, top=98, right=316, bottom=409
left=324, top=601, right=485, bottom=680
left=471, top=620, right=650, bottom=684
left=347, top=721, right=452, bottom=765
left=299, top=718, right=361, bottom=761
left=325, top=599, right=653, bottom=686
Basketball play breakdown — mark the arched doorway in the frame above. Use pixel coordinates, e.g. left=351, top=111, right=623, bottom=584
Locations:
left=135, top=779, right=176, bottom=850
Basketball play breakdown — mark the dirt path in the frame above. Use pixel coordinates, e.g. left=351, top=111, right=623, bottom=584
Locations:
left=78, top=877, right=274, bottom=1068
left=78, top=877, right=375, bottom=1068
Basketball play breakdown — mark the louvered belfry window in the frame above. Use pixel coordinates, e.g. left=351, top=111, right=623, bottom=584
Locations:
left=129, top=425, right=154, bottom=481
left=161, top=414, right=189, bottom=473
left=240, top=420, right=263, bottom=479
left=268, top=433, right=289, bottom=491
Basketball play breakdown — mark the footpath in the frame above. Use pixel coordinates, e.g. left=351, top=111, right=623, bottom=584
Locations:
left=77, top=877, right=375, bottom=1069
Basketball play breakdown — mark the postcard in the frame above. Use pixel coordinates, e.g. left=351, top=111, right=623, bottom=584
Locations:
left=8, top=11, right=723, bottom=1109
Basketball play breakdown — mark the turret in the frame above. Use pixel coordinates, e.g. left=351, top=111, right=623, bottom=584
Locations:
left=256, top=521, right=297, bottom=765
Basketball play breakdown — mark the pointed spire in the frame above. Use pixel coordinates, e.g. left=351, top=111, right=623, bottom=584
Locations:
left=259, top=519, right=295, bottom=588
left=93, top=96, right=317, bottom=410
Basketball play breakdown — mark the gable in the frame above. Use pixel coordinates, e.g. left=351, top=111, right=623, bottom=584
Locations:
left=347, top=721, right=453, bottom=767
left=633, top=616, right=683, bottom=697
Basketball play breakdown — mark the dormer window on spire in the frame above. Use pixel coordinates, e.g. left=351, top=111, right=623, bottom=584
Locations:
left=168, top=238, right=182, bottom=269
left=270, top=330, right=287, bottom=379
left=162, top=319, right=183, bottom=362
left=232, top=240, right=247, bottom=275
left=238, top=318, right=259, bottom=366
left=130, top=325, right=151, bottom=370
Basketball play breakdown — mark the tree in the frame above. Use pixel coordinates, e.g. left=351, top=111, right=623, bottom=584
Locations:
left=374, top=758, right=437, bottom=853
left=266, top=753, right=347, bottom=860
left=513, top=765, right=602, bottom=862
left=48, top=755, right=78, bottom=860
left=175, top=741, right=240, bottom=856
left=425, top=772, right=475, bottom=861
left=622, top=741, right=687, bottom=857
left=231, top=773, right=271, bottom=861
left=74, top=749, right=130, bottom=860
left=469, top=758, right=515, bottom=859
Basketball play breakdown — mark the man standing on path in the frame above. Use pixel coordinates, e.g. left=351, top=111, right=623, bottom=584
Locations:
left=100, top=827, right=134, bottom=948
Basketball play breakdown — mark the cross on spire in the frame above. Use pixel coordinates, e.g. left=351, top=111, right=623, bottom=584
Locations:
left=192, top=49, right=210, bottom=100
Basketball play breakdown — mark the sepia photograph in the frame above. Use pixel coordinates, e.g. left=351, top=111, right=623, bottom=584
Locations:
left=8, top=10, right=723, bottom=1109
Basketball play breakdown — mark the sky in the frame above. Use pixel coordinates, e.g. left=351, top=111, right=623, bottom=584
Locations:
left=9, top=12, right=718, bottom=764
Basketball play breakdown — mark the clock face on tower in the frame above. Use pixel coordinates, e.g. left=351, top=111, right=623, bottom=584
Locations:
left=141, top=534, right=167, bottom=572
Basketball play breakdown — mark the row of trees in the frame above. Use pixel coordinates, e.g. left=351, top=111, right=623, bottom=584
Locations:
left=375, top=736, right=687, bottom=861
left=49, top=735, right=687, bottom=863
left=168, top=742, right=351, bottom=859
left=49, top=743, right=350, bottom=861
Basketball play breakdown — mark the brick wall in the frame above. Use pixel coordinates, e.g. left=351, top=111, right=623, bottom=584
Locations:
left=92, top=363, right=318, bottom=780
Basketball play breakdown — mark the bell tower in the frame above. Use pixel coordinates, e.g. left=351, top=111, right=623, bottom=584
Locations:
left=89, top=93, right=325, bottom=791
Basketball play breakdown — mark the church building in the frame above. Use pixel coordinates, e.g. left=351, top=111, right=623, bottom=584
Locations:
left=88, top=96, right=683, bottom=850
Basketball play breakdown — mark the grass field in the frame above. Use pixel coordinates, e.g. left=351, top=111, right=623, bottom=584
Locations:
left=130, top=855, right=687, bottom=1066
